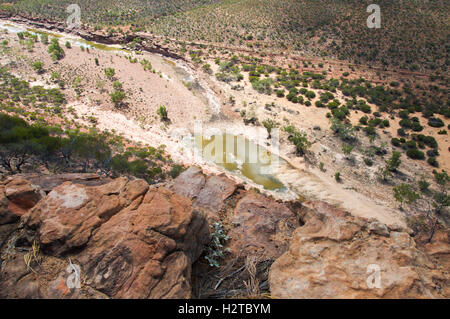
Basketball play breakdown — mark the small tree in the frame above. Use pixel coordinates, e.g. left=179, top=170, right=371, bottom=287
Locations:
left=342, top=143, right=354, bottom=158
left=393, top=184, right=420, bottom=209
left=406, top=171, right=449, bottom=243
left=335, top=172, right=341, bottom=182
left=48, top=38, right=64, bottom=61
left=112, top=81, right=123, bottom=91
left=386, top=151, right=402, bottom=172
left=40, top=33, right=49, bottom=45
left=262, top=119, right=277, bottom=139
left=32, top=60, right=44, bottom=74
left=284, top=126, right=311, bottom=155
left=104, top=67, right=116, bottom=80
left=110, top=90, right=126, bottom=107
left=157, top=105, right=169, bottom=122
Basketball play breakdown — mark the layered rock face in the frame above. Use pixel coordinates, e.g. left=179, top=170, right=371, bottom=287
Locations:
left=229, top=192, right=298, bottom=259
left=269, top=201, right=449, bottom=299
left=0, top=176, right=209, bottom=299
left=1, top=171, right=448, bottom=299
left=169, top=166, right=237, bottom=217
left=0, top=177, right=45, bottom=247
left=170, top=167, right=299, bottom=259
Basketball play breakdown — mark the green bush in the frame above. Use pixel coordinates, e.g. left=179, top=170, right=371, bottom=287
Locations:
left=32, top=61, right=44, bottom=74
left=428, top=117, right=444, bottom=128
left=391, top=138, right=401, bottom=147
left=427, top=156, right=438, bottom=167
left=157, top=105, right=169, bottom=122
left=406, top=149, right=425, bottom=160
left=104, top=67, right=116, bottom=80
left=48, top=38, right=64, bottom=61
left=283, top=126, right=311, bottom=155
left=110, top=90, right=126, bottom=106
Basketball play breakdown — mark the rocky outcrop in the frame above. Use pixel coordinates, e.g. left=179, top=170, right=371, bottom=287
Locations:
left=169, top=166, right=237, bottom=218
left=2, top=13, right=187, bottom=62
left=170, top=167, right=298, bottom=260
left=0, top=176, right=45, bottom=247
left=229, top=192, right=299, bottom=259
left=24, top=173, right=111, bottom=193
left=2, top=176, right=45, bottom=217
left=1, top=177, right=209, bottom=299
left=269, top=201, right=449, bottom=298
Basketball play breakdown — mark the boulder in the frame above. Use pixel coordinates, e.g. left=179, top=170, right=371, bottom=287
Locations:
left=3, top=176, right=44, bottom=216
left=269, top=201, right=448, bottom=298
left=170, top=167, right=237, bottom=218
left=229, top=192, right=299, bottom=259
left=8, top=177, right=210, bottom=299
left=0, top=184, right=18, bottom=225
left=169, top=167, right=205, bottom=200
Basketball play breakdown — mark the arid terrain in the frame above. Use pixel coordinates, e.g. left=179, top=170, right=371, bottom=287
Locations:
left=0, top=2, right=448, bottom=300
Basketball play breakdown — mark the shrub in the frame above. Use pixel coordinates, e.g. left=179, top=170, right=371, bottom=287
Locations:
left=283, top=126, right=311, bottom=155
left=411, top=122, right=423, bottom=132
left=110, top=90, right=126, bottom=107
left=427, top=157, right=438, bottom=167
left=112, top=81, right=123, bottom=90
left=315, top=101, right=325, bottom=108
left=335, top=172, right=341, bottom=182
left=393, top=184, right=420, bottom=207
left=428, top=117, right=444, bottom=128
left=157, top=105, right=169, bottom=122
left=205, top=222, right=230, bottom=267
left=251, top=78, right=273, bottom=94
left=399, top=119, right=412, bottom=128
left=40, top=33, right=48, bottom=45
left=386, top=151, right=402, bottom=172
left=342, top=143, right=354, bottom=157
left=397, top=128, right=407, bottom=136
left=359, top=103, right=371, bottom=113
left=276, top=89, right=285, bottom=98
left=32, top=61, right=44, bottom=74
left=169, top=164, right=184, bottom=178
left=262, top=119, right=277, bottom=138
left=305, top=91, right=316, bottom=99
left=104, top=67, right=116, bottom=80
left=202, top=63, right=212, bottom=74
left=391, top=138, right=401, bottom=147
left=406, top=149, right=425, bottom=160
left=48, top=38, right=64, bottom=61
left=427, top=149, right=439, bottom=157
left=330, top=117, right=355, bottom=142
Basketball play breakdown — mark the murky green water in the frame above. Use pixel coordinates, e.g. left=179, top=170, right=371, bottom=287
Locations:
left=195, top=134, right=285, bottom=190
left=26, top=27, right=62, bottom=38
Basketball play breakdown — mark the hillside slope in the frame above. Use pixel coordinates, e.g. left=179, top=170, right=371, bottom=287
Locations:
left=0, top=0, right=220, bottom=25
left=149, top=0, right=449, bottom=73
left=1, top=0, right=448, bottom=73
